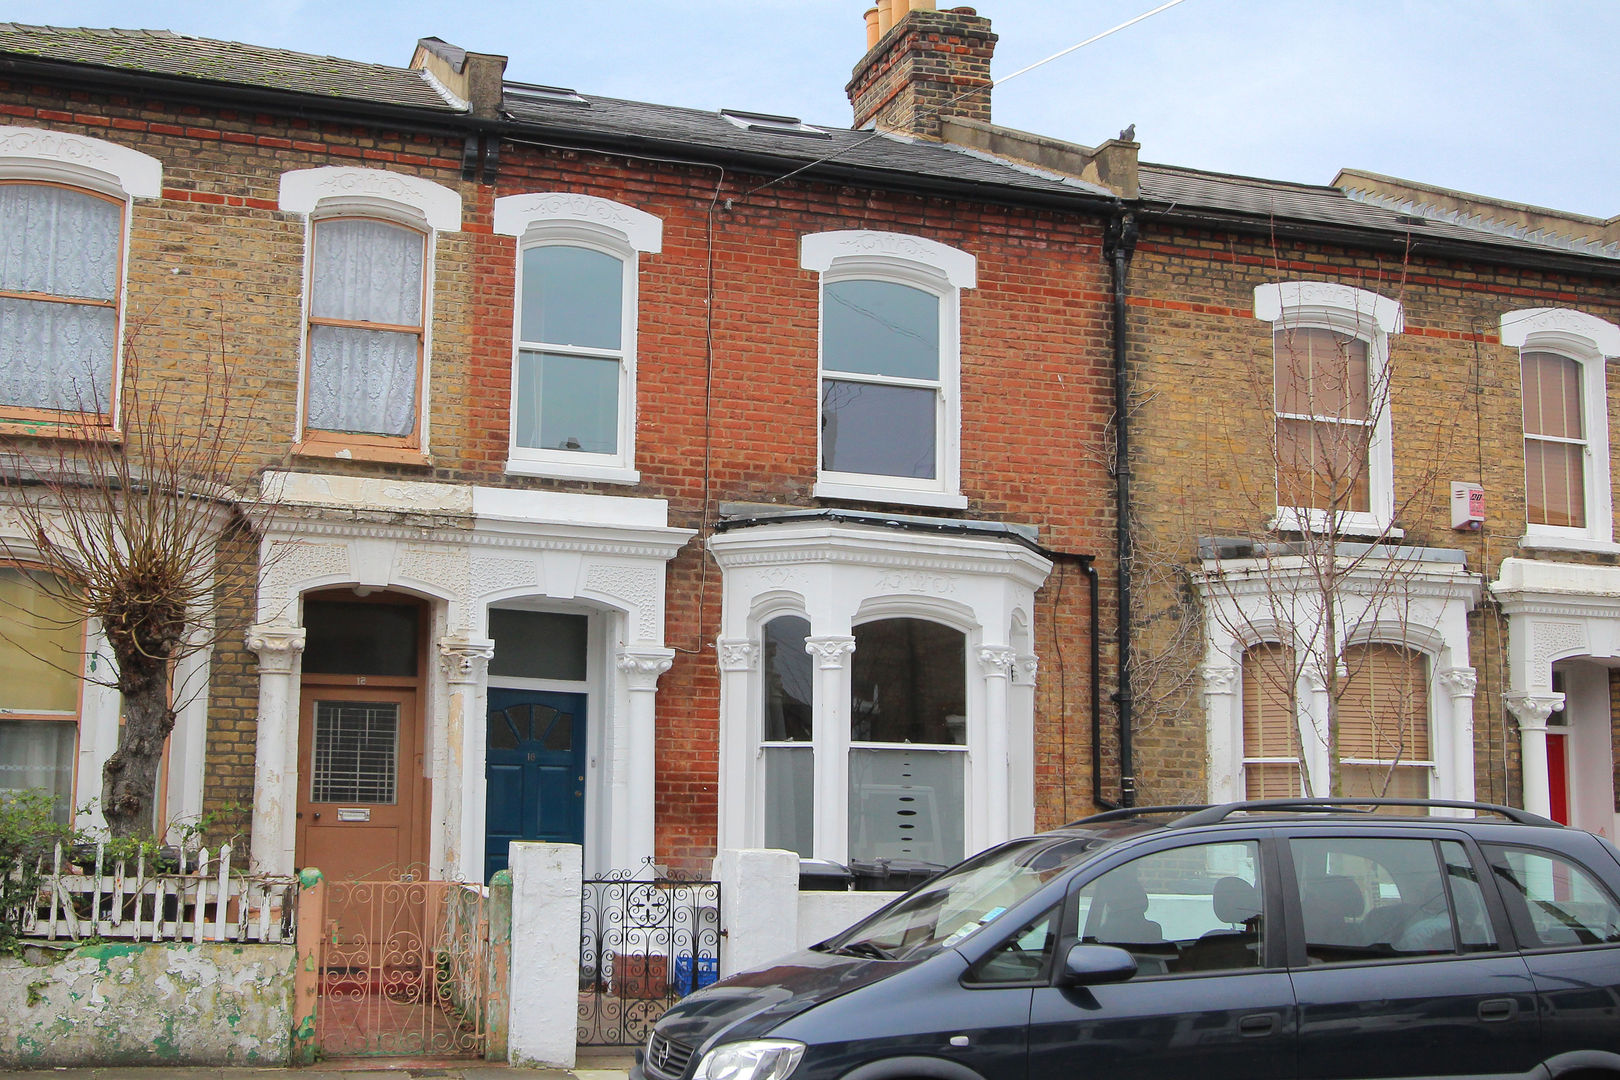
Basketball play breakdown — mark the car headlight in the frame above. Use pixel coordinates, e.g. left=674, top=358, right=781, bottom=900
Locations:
left=693, top=1039, right=806, bottom=1080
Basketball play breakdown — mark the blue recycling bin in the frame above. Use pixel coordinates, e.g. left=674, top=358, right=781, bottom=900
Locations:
left=674, top=954, right=719, bottom=996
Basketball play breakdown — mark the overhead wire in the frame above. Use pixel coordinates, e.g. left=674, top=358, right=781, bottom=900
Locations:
left=737, top=0, right=1191, bottom=200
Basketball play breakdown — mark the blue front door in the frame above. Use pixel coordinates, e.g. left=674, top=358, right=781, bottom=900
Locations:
left=485, top=688, right=587, bottom=881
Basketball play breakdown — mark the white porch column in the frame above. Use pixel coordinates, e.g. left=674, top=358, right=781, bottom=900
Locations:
left=805, top=636, right=855, bottom=864
left=616, top=647, right=674, bottom=873
left=1010, top=655, right=1038, bottom=836
left=1437, top=667, right=1478, bottom=801
left=1506, top=691, right=1564, bottom=818
left=977, top=645, right=1015, bottom=844
left=1202, top=665, right=1242, bottom=802
left=716, top=639, right=759, bottom=851
left=247, top=623, right=305, bottom=875
left=438, top=636, right=494, bottom=882
left=1300, top=660, right=1331, bottom=796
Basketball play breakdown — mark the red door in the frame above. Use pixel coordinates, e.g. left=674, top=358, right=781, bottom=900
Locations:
left=1547, top=731, right=1569, bottom=825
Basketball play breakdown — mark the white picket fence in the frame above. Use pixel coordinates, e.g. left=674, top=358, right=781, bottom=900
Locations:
left=10, top=842, right=298, bottom=944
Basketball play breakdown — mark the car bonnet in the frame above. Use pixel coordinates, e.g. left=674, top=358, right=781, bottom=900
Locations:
left=652, top=945, right=920, bottom=1049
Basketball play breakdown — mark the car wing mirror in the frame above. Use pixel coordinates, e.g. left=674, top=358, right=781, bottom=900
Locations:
left=1058, top=943, right=1138, bottom=987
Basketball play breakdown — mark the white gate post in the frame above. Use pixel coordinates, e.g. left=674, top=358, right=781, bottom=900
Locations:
left=714, top=848, right=799, bottom=978
left=508, top=841, right=583, bottom=1069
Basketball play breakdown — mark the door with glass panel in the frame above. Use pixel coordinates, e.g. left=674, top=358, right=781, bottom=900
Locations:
left=484, top=688, right=586, bottom=881
left=295, top=686, right=421, bottom=882
left=483, top=607, right=592, bottom=880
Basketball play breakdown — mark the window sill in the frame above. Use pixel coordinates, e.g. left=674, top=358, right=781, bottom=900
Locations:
left=814, top=479, right=969, bottom=511
left=1518, top=532, right=1620, bottom=555
left=505, top=456, right=640, bottom=485
left=295, top=437, right=431, bottom=468
left=0, top=415, right=120, bottom=443
left=1270, top=507, right=1402, bottom=540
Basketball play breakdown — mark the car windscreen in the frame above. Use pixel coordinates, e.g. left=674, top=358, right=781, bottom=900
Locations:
left=819, top=834, right=1104, bottom=962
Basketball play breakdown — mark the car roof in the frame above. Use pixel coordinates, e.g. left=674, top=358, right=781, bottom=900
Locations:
left=1046, top=798, right=1563, bottom=846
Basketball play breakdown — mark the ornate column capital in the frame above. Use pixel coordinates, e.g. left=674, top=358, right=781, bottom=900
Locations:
left=1201, top=664, right=1239, bottom=696
left=804, top=635, right=856, bottom=669
left=1437, top=666, right=1478, bottom=700
left=438, top=636, right=495, bottom=685
left=1013, top=654, right=1039, bottom=687
left=618, top=647, right=676, bottom=691
left=1504, top=691, right=1563, bottom=732
left=717, top=638, right=759, bottom=672
left=977, top=644, right=1016, bottom=678
left=1301, top=661, right=1328, bottom=694
left=247, top=623, right=306, bottom=674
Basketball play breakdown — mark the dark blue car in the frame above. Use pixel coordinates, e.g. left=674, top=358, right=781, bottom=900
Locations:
left=637, top=799, right=1620, bottom=1080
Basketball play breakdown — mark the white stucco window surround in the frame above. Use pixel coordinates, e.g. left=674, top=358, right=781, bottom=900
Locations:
left=1501, top=308, right=1620, bottom=554
left=1254, top=282, right=1403, bottom=537
left=1196, top=543, right=1480, bottom=804
left=802, top=231, right=975, bottom=510
left=495, top=193, right=663, bottom=485
left=278, top=167, right=462, bottom=461
left=0, top=127, right=162, bottom=427
left=1492, top=557, right=1620, bottom=835
left=246, top=470, right=693, bottom=880
left=709, top=514, right=1048, bottom=866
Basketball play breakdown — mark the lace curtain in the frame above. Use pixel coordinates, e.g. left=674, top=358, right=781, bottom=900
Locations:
left=0, top=185, right=120, bottom=413
left=307, top=219, right=424, bottom=437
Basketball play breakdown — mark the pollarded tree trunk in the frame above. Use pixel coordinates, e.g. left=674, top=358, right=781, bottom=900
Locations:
left=97, top=587, right=186, bottom=839
left=100, top=654, right=177, bottom=838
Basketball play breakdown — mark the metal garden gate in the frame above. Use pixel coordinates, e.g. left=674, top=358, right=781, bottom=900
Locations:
left=579, top=870, right=722, bottom=1046
left=310, top=869, right=495, bottom=1058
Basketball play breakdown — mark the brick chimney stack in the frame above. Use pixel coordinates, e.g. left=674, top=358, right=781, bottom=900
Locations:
left=847, top=3, right=997, bottom=139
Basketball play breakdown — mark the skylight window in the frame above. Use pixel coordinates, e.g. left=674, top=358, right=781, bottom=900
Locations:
left=719, top=109, right=831, bottom=139
left=506, top=83, right=588, bottom=106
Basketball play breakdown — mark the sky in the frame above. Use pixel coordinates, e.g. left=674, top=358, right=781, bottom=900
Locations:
left=3, top=0, right=1614, bottom=219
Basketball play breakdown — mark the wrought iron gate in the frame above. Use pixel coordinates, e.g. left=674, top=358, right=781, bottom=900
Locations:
left=312, top=869, right=493, bottom=1057
left=579, top=871, right=722, bottom=1046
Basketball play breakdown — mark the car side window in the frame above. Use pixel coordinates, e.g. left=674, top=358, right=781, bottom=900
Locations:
left=1292, top=836, right=1492, bottom=963
left=1074, top=840, right=1264, bottom=976
left=1483, top=844, right=1620, bottom=949
left=967, top=904, right=1060, bottom=985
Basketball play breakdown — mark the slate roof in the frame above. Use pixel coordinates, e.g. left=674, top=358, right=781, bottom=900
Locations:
left=1, top=24, right=1612, bottom=266
left=1139, top=162, right=1620, bottom=262
left=501, top=85, right=1114, bottom=200
left=0, top=24, right=460, bottom=113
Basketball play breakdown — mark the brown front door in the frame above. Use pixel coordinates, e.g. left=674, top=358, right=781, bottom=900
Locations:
left=296, top=684, right=424, bottom=881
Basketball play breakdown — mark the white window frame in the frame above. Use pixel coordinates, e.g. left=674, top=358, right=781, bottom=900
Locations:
left=279, top=167, right=461, bottom=460
left=802, top=231, right=975, bottom=510
left=1254, top=282, right=1403, bottom=536
left=710, top=519, right=1048, bottom=864
left=0, top=126, right=162, bottom=428
left=494, top=193, right=662, bottom=485
left=1501, top=308, right=1620, bottom=553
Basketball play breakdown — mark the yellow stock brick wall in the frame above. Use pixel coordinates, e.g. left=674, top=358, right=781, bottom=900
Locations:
left=1125, top=221, right=1620, bottom=805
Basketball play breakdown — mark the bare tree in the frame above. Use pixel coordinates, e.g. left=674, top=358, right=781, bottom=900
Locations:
left=0, top=331, right=272, bottom=838
left=1192, top=279, right=1462, bottom=800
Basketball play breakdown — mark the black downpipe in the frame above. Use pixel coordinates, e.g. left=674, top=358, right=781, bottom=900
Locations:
left=1107, top=211, right=1139, bottom=808
left=1080, top=556, right=1111, bottom=812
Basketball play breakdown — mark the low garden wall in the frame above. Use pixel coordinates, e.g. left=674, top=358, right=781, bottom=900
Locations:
left=0, top=940, right=296, bottom=1067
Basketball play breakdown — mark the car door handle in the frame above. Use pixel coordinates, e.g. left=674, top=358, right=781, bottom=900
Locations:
left=1478, top=999, right=1516, bottom=1022
left=1238, top=1013, right=1277, bottom=1037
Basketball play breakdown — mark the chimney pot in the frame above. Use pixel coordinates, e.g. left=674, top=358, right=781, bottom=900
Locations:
left=877, top=0, right=895, bottom=35
left=864, top=7, right=880, bottom=49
